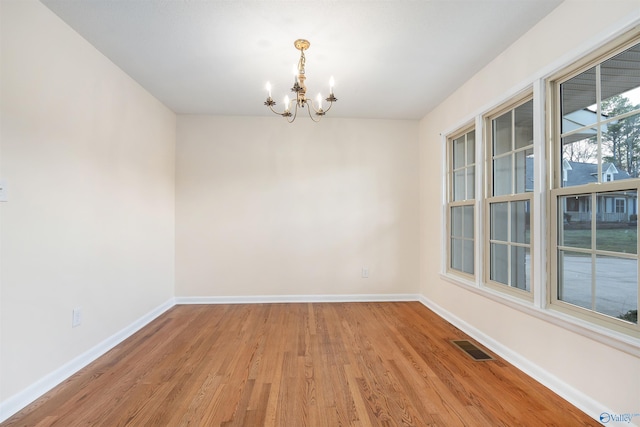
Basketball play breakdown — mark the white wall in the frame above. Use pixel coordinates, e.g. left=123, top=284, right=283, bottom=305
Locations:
left=176, top=116, right=419, bottom=297
left=0, top=0, right=176, bottom=405
left=419, top=0, right=640, bottom=415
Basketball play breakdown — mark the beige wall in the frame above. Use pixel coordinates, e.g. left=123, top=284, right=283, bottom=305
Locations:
left=176, top=116, right=419, bottom=297
left=419, top=0, right=640, bottom=414
left=0, top=0, right=176, bottom=402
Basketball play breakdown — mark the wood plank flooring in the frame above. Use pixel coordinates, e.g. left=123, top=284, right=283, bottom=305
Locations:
left=2, top=302, right=597, bottom=426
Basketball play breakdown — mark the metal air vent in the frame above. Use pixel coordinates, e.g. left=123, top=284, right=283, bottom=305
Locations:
left=451, top=340, right=494, bottom=361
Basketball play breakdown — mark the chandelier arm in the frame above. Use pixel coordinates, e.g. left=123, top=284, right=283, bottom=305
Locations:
left=306, top=103, right=321, bottom=122
left=306, top=98, right=330, bottom=118
left=285, top=104, right=298, bottom=123
left=305, top=98, right=321, bottom=114
left=267, top=104, right=287, bottom=116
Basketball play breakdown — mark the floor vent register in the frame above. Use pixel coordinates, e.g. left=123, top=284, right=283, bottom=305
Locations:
left=451, top=340, right=494, bottom=361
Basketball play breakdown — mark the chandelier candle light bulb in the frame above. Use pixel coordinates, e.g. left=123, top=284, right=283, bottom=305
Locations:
left=263, top=39, right=337, bottom=123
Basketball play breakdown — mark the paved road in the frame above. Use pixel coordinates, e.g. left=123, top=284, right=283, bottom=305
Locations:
left=559, top=255, right=637, bottom=319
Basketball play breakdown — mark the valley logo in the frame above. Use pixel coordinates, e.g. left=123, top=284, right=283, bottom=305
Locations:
left=600, top=411, right=640, bottom=424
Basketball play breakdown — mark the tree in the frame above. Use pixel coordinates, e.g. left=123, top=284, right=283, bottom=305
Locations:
left=601, top=95, right=640, bottom=177
left=563, top=136, right=597, bottom=163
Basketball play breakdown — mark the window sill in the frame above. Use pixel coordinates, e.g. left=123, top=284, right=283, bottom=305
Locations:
left=440, top=273, right=640, bottom=358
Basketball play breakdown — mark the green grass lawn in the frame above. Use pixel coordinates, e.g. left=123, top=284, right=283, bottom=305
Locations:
left=560, top=227, right=637, bottom=254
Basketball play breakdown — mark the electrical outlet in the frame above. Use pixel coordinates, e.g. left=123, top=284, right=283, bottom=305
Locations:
left=72, top=307, right=82, bottom=327
left=362, top=267, right=369, bottom=278
left=0, top=179, right=7, bottom=202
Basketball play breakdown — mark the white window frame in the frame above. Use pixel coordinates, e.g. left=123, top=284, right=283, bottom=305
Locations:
left=446, top=126, right=477, bottom=279
left=484, top=94, right=535, bottom=300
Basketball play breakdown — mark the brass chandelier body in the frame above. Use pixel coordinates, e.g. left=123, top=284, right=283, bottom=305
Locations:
left=264, top=39, right=337, bottom=123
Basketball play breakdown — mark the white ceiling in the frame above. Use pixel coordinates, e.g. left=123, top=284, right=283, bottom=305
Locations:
left=40, top=0, right=563, bottom=120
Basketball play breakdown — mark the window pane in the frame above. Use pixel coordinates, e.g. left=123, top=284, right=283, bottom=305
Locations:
left=463, top=205, right=474, bottom=239
left=515, top=149, right=534, bottom=193
left=493, top=155, right=512, bottom=196
left=466, top=131, right=476, bottom=164
left=595, top=255, right=637, bottom=322
left=451, top=204, right=474, bottom=275
left=491, top=202, right=508, bottom=241
left=561, top=133, right=598, bottom=187
left=596, top=191, right=637, bottom=254
left=453, top=136, right=465, bottom=169
left=561, top=67, right=597, bottom=133
left=558, top=250, right=592, bottom=310
left=451, top=238, right=462, bottom=271
left=451, top=206, right=463, bottom=238
left=453, top=170, right=465, bottom=201
left=511, top=246, right=530, bottom=291
left=602, top=113, right=640, bottom=180
left=491, top=243, right=509, bottom=285
left=493, top=112, right=512, bottom=155
left=514, top=100, right=534, bottom=149
left=601, top=43, right=640, bottom=110
left=466, top=166, right=475, bottom=199
left=463, top=240, right=474, bottom=274
left=559, top=195, right=592, bottom=249
left=511, top=201, right=530, bottom=244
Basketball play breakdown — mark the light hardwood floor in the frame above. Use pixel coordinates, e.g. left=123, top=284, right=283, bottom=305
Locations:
left=2, top=302, right=597, bottom=426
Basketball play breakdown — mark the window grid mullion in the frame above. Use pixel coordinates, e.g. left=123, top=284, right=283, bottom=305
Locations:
left=591, top=193, right=598, bottom=311
left=511, top=110, right=516, bottom=195
left=596, top=64, right=602, bottom=184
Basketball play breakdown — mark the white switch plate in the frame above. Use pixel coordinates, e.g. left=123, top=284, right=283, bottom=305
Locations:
left=72, top=307, right=82, bottom=328
left=362, top=267, right=369, bottom=278
left=0, top=180, right=7, bottom=202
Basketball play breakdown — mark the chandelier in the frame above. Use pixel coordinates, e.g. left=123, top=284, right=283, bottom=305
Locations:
left=264, top=39, right=337, bottom=123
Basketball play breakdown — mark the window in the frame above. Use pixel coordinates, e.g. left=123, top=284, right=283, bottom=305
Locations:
left=550, top=36, right=640, bottom=334
left=441, top=28, right=640, bottom=341
left=485, top=97, right=534, bottom=296
left=448, top=128, right=475, bottom=276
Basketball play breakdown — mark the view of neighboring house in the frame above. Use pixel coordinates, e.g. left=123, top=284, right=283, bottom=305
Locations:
left=561, top=160, right=638, bottom=224
left=524, top=154, right=638, bottom=224
left=523, top=156, right=638, bottom=224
